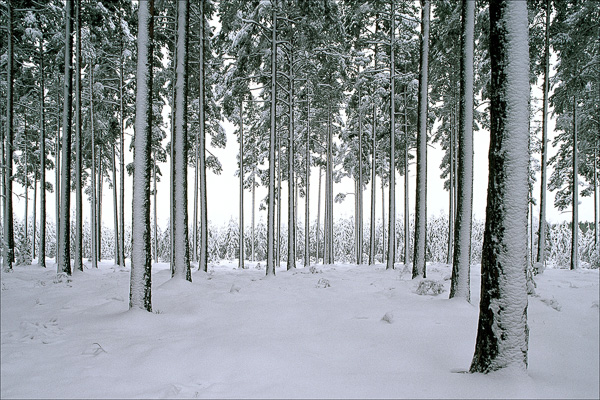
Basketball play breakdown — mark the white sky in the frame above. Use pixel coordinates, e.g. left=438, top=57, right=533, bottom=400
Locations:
left=11, top=104, right=597, bottom=233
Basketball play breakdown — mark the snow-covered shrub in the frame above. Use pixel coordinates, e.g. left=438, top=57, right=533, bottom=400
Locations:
left=14, top=219, right=32, bottom=266
left=416, top=279, right=445, bottom=296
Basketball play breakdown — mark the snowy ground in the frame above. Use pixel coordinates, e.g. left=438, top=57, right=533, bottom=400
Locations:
left=1, top=260, right=598, bottom=399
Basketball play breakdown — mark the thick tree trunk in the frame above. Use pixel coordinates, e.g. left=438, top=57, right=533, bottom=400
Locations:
left=74, top=0, right=83, bottom=271
left=172, top=0, right=191, bottom=281
left=536, top=0, right=550, bottom=265
left=450, top=0, right=474, bottom=301
left=570, top=98, right=578, bottom=270
left=470, top=0, right=529, bottom=373
left=266, top=1, right=277, bottom=276
left=58, top=0, right=74, bottom=275
left=387, top=0, right=396, bottom=270
left=412, top=0, right=430, bottom=279
left=4, top=0, right=15, bottom=272
left=129, top=0, right=154, bottom=311
left=90, top=63, right=98, bottom=269
left=369, top=105, right=377, bottom=265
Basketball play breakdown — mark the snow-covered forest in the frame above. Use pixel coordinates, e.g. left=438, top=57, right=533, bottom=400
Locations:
left=1, top=0, right=598, bottom=398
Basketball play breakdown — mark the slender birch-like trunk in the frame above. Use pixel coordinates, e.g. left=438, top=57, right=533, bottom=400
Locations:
left=119, top=34, right=126, bottom=268
left=369, top=105, right=377, bottom=265
left=287, top=50, right=296, bottom=270
left=90, top=62, right=98, bottom=269
left=112, top=145, right=120, bottom=265
left=357, top=88, right=363, bottom=265
left=55, top=86, right=60, bottom=266
left=153, top=157, right=158, bottom=263
left=198, top=0, right=208, bottom=273
left=316, top=167, right=322, bottom=263
left=404, top=92, right=410, bottom=265
left=98, top=152, right=103, bottom=261
left=57, top=0, right=74, bottom=275
left=304, top=94, right=311, bottom=267
left=238, top=102, right=244, bottom=269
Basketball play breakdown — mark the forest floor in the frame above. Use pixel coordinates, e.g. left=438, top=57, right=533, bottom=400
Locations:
left=1, top=259, right=598, bottom=399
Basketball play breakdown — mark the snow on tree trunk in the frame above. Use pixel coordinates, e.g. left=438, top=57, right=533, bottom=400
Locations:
left=287, top=50, right=296, bottom=270
left=55, top=87, right=60, bottom=267
left=305, top=95, right=311, bottom=268
left=58, top=0, right=73, bottom=275
left=470, top=0, right=529, bottom=373
left=4, top=0, right=15, bottom=272
left=38, top=33, right=46, bottom=269
left=404, top=93, right=410, bottom=265
left=357, top=89, right=363, bottom=265
left=130, top=0, right=154, bottom=312
left=369, top=105, right=377, bottom=265
left=266, top=1, right=277, bottom=276
left=198, top=0, right=208, bottom=274
left=536, top=0, right=551, bottom=265
left=412, top=0, right=430, bottom=279
left=172, top=0, right=191, bottom=281
left=450, top=0, right=474, bottom=302
left=112, top=145, right=120, bottom=265
left=387, top=0, right=396, bottom=271
left=90, top=63, right=98, bottom=269
left=119, top=37, right=126, bottom=268
left=153, top=158, right=158, bottom=263
left=316, top=168, right=322, bottom=263
left=570, top=98, right=578, bottom=270
left=239, top=102, right=244, bottom=269
left=74, top=0, right=83, bottom=272
left=324, top=107, right=334, bottom=265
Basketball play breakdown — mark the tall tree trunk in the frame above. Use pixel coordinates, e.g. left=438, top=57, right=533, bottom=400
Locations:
left=172, top=0, right=191, bottom=281
left=198, top=0, right=208, bottom=273
left=58, top=0, right=74, bottom=275
left=570, top=97, right=578, bottom=270
left=153, top=157, right=158, bottom=263
left=90, top=62, right=98, bottom=269
left=266, top=0, right=277, bottom=276
left=536, top=0, right=550, bottom=265
left=112, top=144, right=120, bottom=265
left=324, top=106, right=334, bottom=264
left=238, top=101, right=244, bottom=269
left=129, top=0, right=154, bottom=311
left=369, top=105, right=377, bottom=265
left=252, top=169, right=255, bottom=262
left=450, top=0, right=474, bottom=301
left=387, top=0, right=396, bottom=270
left=316, top=167, right=322, bottom=263
left=119, top=35, right=126, bottom=268
left=357, top=88, right=363, bottom=265
left=4, top=0, right=15, bottom=272
left=74, top=0, right=83, bottom=271
left=287, top=51, right=296, bottom=270
left=55, top=85, right=60, bottom=266
left=381, top=183, right=385, bottom=259
left=98, top=151, right=103, bottom=261
left=24, top=122, right=29, bottom=252
left=412, top=0, right=430, bottom=279
left=304, top=94, right=310, bottom=267
left=1, top=104, right=4, bottom=270
left=470, top=0, right=529, bottom=373
left=594, top=142, right=598, bottom=250
left=169, top=19, right=177, bottom=271
left=404, top=92, right=410, bottom=265
left=447, top=107, right=455, bottom=264
left=33, top=176, right=37, bottom=260
left=277, top=134, right=282, bottom=268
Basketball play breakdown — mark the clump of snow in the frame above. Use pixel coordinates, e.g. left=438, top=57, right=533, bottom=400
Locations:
left=230, top=283, right=241, bottom=293
left=416, top=279, right=445, bottom=295
left=316, top=278, right=330, bottom=288
left=309, top=266, right=322, bottom=274
left=540, top=297, right=562, bottom=311
left=381, top=312, right=393, bottom=324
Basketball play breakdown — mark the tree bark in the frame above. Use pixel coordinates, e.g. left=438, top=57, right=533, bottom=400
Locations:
left=387, top=0, right=396, bottom=270
left=90, top=62, right=98, bottom=269
left=129, top=0, right=154, bottom=311
left=305, top=94, right=311, bottom=267
left=58, top=0, right=74, bottom=275
left=239, top=101, right=244, bottom=269
left=404, top=92, right=410, bottom=265
left=450, top=0, right=474, bottom=301
left=172, top=0, right=191, bottom=281
left=98, top=151, right=103, bottom=261
left=4, top=0, right=15, bottom=272
left=316, top=167, right=322, bottom=263
left=153, top=157, right=158, bottom=263
left=369, top=105, right=377, bottom=265
left=266, top=0, right=277, bottom=276
left=198, top=0, right=208, bottom=273
left=74, top=0, right=83, bottom=271
left=55, top=85, right=60, bottom=266
left=536, top=0, right=550, bottom=265
left=412, top=0, right=430, bottom=279
left=119, top=33, right=126, bottom=268
left=357, top=88, right=363, bottom=265
left=570, top=97, right=578, bottom=270
left=287, top=51, right=296, bottom=270
left=112, top=144, right=120, bottom=265
left=470, top=0, right=529, bottom=373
